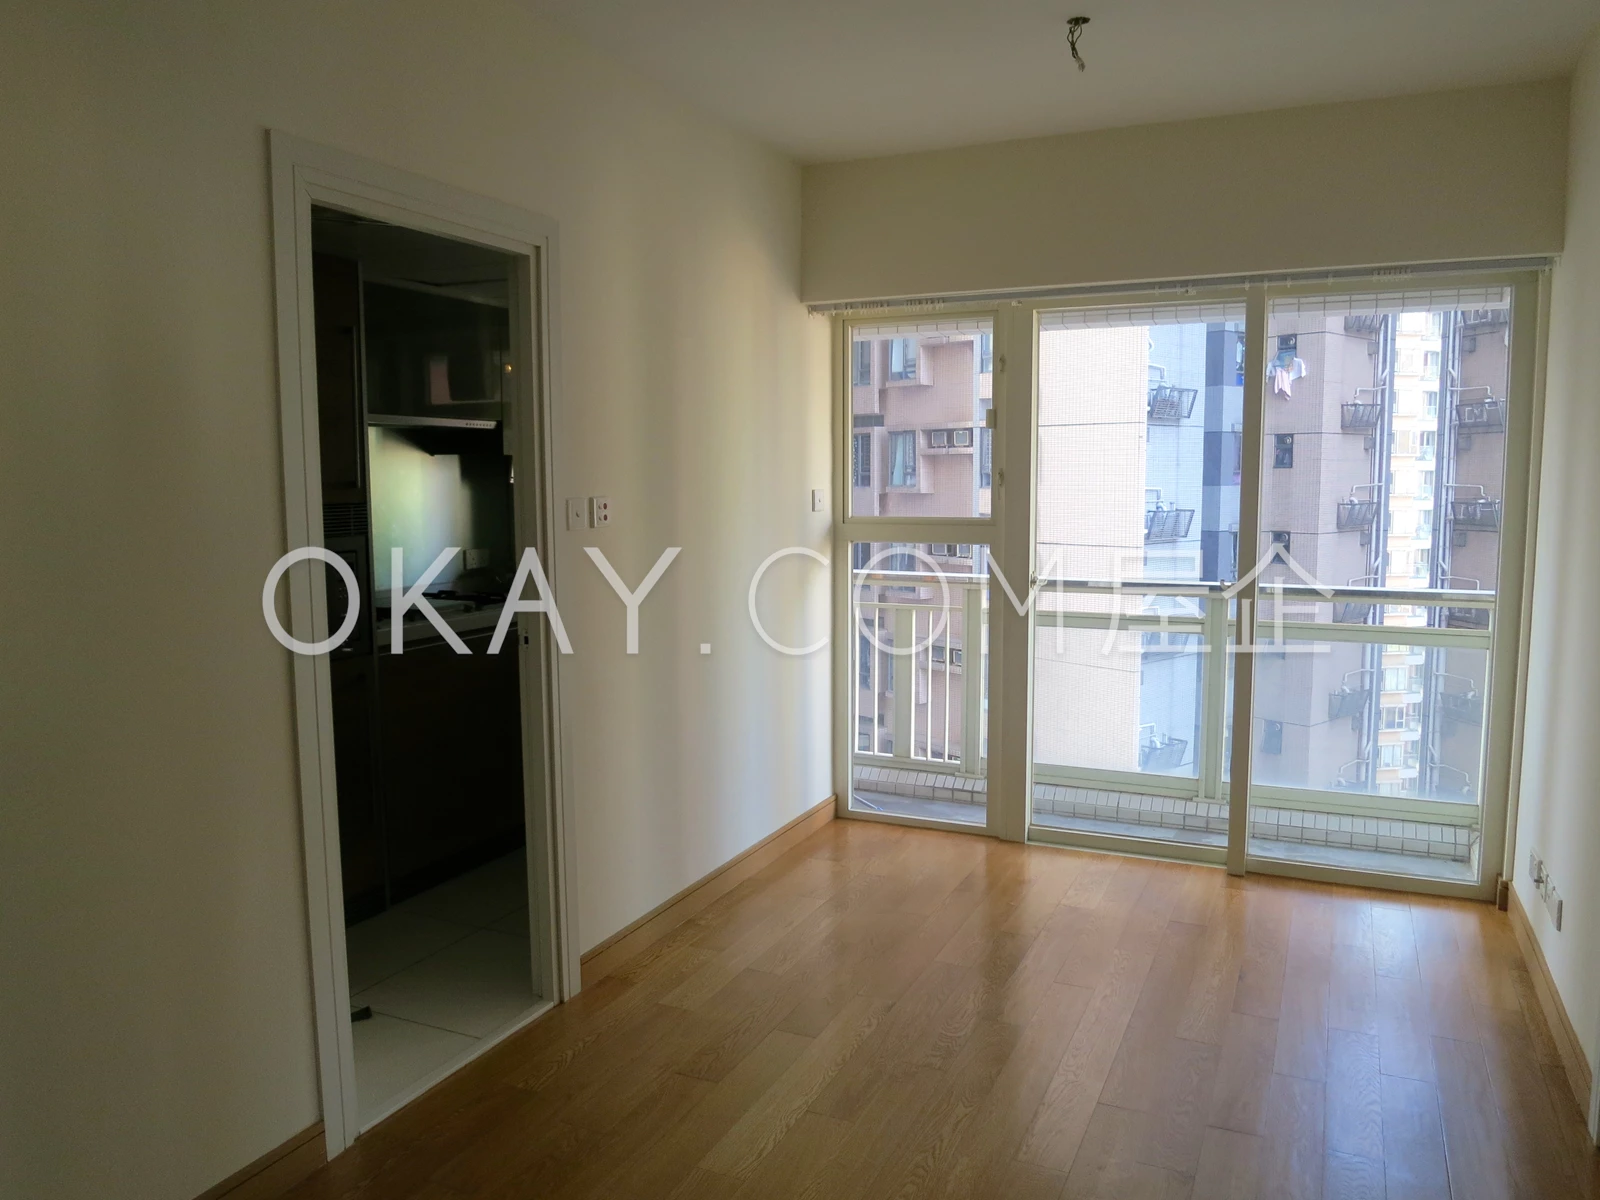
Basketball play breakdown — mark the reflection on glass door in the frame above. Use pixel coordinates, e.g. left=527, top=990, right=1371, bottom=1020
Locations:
left=1245, top=294, right=1511, bottom=881
left=1029, top=303, right=1245, bottom=852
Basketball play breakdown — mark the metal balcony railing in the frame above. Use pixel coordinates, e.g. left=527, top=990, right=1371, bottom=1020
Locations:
left=1336, top=498, right=1381, bottom=531
left=1448, top=486, right=1502, bottom=531
left=1439, top=672, right=1485, bottom=725
left=1456, top=396, right=1506, bottom=435
left=1344, top=314, right=1385, bottom=335
left=1332, top=576, right=1381, bottom=623
left=1147, top=383, right=1198, bottom=423
left=1329, top=669, right=1373, bottom=721
left=1341, top=402, right=1382, bottom=431
left=1138, top=729, right=1189, bottom=771
left=1145, top=506, right=1195, bottom=543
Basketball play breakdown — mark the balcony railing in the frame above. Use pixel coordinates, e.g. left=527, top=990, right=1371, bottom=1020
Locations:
left=1456, top=396, right=1506, bottom=435
left=1147, top=383, right=1198, bottom=423
left=1344, top=314, right=1385, bottom=335
left=853, top=570, right=987, bottom=772
left=1448, top=486, right=1502, bottom=531
left=1145, top=506, right=1195, bottom=542
left=1341, top=402, right=1383, bottom=431
left=1336, top=500, right=1380, bottom=531
left=1138, top=729, right=1189, bottom=771
left=1329, top=670, right=1373, bottom=721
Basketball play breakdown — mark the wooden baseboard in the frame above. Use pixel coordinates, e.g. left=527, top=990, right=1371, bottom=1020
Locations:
left=1508, top=885, right=1593, bottom=1117
left=193, top=1122, right=324, bottom=1200
left=580, top=796, right=836, bottom=986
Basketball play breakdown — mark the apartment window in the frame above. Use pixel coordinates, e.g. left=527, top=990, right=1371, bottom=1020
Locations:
left=953, top=427, right=973, bottom=447
left=1423, top=350, right=1441, bottom=380
left=1420, top=469, right=1435, bottom=499
left=852, top=432, right=872, bottom=488
left=1397, top=348, right=1422, bottom=374
left=1425, top=389, right=1439, bottom=416
left=1379, top=743, right=1403, bottom=768
left=929, top=429, right=949, bottom=449
left=888, top=337, right=919, bottom=382
left=1269, top=530, right=1292, bottom=561
left=1419, top=430, right=1436, bottom=460
left=1383, top=667, right=1408, bottom=691
left=1273, top=434, right=1295, bottom=469
left=852, top=340, right=872, bottom=386
left=888, top=430, right=917, bottom=487
left=1381, top=705, right=1406, bottom=730
left=1416, top=548, right=1431, bottom=574
left=978, top=332, right=993, bottom=374
left=979, top=427, right=993, bottom=488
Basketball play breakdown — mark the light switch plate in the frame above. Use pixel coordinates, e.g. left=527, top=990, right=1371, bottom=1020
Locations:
left=591, top=496, right=612, bottom=527
left=811, top=488, right=825, bottom=512
left=565, top=497, right=588, bottom=531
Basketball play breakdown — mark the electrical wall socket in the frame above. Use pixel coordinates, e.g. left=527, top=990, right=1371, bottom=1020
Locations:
left=1528, top=850, right=1564, bottom=930
left=565, top=497, right=587, bottom=531
left=590, top=496, right=612, bottom=527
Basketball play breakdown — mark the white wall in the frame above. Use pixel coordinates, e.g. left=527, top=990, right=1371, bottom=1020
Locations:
left=0, top=3, right=830, bottom=1198
left=1516, top=31, right=1600, bottom=1074
left=802, top=80, right=1569, bottom=303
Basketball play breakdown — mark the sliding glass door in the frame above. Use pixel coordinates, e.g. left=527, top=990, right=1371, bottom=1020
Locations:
left=1028, top=302, right=1243, bottom=854
left=835, top=270, right=1538, bottom=898
left=1241, top=289, right=1522, bottom=883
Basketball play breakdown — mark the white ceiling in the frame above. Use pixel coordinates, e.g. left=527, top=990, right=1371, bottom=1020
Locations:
left=530, top=0, right=1597, bottom=161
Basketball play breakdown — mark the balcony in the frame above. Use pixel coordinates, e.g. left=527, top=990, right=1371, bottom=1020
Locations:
left=1456, top=396, right=1506, bottom=435
left=1448, top=486, right=1502, bottom=531
left=1440, top=676, right=1484, bottom=725
left=1341, top=402, right=1382, bottom=431
left=1147, top=383, right=1198, bottom=423
left=1332, top=576, right=1381, bottom=623
left=1336, top=485, right=1382, bottom=532
left=1138, top=729, right=1188, bottom=772
left=1344, top=314, right=1385, bottom=335
left=1329, top=670, right=1372, bottom=721
left=1144, top=505, right=1195, bottom=543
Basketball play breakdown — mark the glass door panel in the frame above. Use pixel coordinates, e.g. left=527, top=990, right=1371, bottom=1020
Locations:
left=1030, top=302, right=1244, bottom=850
left=1245, top=291, right=1511, bottom=881
left=849, top=542, right=989, bottom=825
left=848, top=319, right=994, bottom=520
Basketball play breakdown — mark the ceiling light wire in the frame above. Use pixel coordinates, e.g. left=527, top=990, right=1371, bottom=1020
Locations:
left=1066, top=16, right=1090, bottom=72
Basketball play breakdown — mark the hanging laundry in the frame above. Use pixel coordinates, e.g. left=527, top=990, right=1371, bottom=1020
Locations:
left=1270, top=355, right=1307, bottom=397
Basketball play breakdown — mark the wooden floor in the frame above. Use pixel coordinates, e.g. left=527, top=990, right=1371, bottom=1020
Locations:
left=289, top=820, right=1598, bottom=1200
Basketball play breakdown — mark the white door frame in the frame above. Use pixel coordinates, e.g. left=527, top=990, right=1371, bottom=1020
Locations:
left=266, top=131, right=579, bottom=1155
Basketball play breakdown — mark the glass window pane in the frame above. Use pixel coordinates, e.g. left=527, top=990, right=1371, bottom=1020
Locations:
left=848, top=319, right=993, bottom=519
left=1244, top=287, right=1508, bottom=883
left=1037, top=305, right=1246, bottom=586
left=850, top=543, right=988, bottom=825
left=1256, top=298, right=1510, bottom=595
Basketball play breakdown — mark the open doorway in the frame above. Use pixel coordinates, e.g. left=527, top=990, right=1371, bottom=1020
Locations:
left=269, top=133, right=574, bottom=1154
left=311, top=209, right=536, bottom=1126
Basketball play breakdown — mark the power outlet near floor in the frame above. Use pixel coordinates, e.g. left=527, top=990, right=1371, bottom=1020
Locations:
left=1528, top=851, right=1564, bottom=931
left=590, top=496, right=612, bottom=527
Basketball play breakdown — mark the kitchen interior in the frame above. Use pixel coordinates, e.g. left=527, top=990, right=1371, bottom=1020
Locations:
left=311, top=207, right=538, bottom=1127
